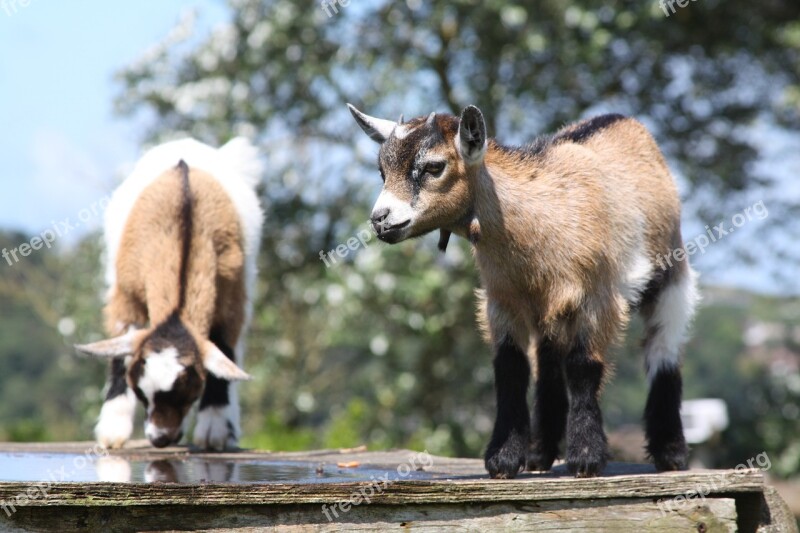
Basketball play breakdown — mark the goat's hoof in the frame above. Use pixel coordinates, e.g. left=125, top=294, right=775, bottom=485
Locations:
left=193, top=406, right=238, bottom=451
left=566, top=442, right=608, bottom=478
left=485, top=432, right=527, bottom=479
left=526, top=445, right=558, bottom=472
left=650, top=440, right=689, bottom=471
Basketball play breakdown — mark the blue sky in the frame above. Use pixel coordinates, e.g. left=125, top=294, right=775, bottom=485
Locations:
left=0, top=1, right=228, bottom=235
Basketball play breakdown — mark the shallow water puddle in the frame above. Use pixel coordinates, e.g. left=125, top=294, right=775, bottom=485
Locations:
left=0, top=452, right=436, bottom=484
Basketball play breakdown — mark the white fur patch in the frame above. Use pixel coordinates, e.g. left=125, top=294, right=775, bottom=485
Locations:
left=645, top=268, right=699, bottom=381
left=144, top=421, right=171, bottom=443
left=372, top=189, right=416, bottom=229
left=95, top=389, right=136, bottom=449
left=138, top=347, right=183, bottom=404
left=620, top=252, right=653, bottom=306
left=193, top=404, right=240, bottom=451
left=392, top=124, right=413, bottom=139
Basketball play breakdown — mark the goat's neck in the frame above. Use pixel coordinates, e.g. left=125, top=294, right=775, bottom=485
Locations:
left=449, top=156, right=522, bottom=253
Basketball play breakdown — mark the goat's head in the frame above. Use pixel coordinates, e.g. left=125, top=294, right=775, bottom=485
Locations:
left=76, top=313, right=249, bottom=448
left=348, top=104, right=487, bottom=247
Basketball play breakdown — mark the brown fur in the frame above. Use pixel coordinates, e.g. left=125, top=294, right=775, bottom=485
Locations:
left=105, top=167, right=246, bottom=353
left=351, top=103, right=696, bottom=476
left=378, top=114, right=683, bottom=360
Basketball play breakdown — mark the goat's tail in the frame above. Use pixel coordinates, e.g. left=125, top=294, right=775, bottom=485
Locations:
left=218, top=137, right=264, bottom=190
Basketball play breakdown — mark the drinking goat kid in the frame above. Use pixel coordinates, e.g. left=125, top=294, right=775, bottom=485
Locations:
left=76, top=138, right=263, bottom=451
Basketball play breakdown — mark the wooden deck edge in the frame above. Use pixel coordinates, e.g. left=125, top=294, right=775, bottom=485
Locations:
left=0, top=472, right=766, bottom=508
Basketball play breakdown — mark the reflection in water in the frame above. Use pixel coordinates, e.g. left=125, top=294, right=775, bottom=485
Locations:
left=95, top=457, right=242, bottom=483
left=144, top=460, right=179, bottom=482
left=0, top=452, right=437, bottom=484
left=91, top=457, right=435, bottom=484
left=95, top=456, right=132, bottom=482
left=143, top=459, right=240, bottom=483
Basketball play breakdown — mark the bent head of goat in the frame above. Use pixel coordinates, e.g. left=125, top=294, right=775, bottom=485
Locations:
left=76, top=313, right=249, bottom=448
left=348, top=104, right=488, bottom=250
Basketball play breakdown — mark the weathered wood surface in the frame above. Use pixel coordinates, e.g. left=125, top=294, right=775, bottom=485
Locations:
left=0, top=442, right=796, bottom=533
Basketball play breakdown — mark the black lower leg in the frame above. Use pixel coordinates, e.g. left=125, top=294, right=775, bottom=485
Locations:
left=645, top=364, right=688, bottom=471
left=106, top=357, right=128, bottom=400
left=564, top=340, right=608, bottom=477
left=200, top=330, right=234, bottom=409
left=485, top=336, right=531, bottom=479
left=528, top=337, right=568, bottom=471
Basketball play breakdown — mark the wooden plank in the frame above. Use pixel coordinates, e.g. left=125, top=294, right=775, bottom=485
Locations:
left=1, top=498, right=739, bottom=532
left=0, top=469, right=766, bottom=508
left=0, top=444, right=794, bottom=532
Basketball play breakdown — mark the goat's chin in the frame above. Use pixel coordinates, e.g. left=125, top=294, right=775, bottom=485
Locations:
left=377, top=222, right=443, bottom=244
left=376, top=231, right=407, bottom=244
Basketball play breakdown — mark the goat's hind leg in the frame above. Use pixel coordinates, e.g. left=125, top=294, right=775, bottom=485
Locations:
left=642, top=266, right=698, bottom=471
left=527, top=337, right=568, bottom=472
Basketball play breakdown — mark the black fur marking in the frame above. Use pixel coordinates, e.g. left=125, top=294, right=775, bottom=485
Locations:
left=645, top=364, right=688, bottom=471
left=106, top=357, right=129, bottom=400
left=527, top=337, right=568, bottom=472
left=127, top=358, right=148, bottom=408
left=148, top=312, right=198, bottom=354
left=176, top=159, right=193, bottom=312
left=493, top=114, right=628, bottom=165
left=199, top=328, right=235, bottom=409
left=485, top=336, right=531, bottom=479
left=437, top=229, right=451, bottom=252
left=554, top=114, right=627, bottom=144
left=563, top=339, right=609, bottom=477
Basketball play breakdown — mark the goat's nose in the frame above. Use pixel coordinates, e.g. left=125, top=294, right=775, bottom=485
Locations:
left=150, top=434, right=172, bottom=448
left=370, top=206, right=389, bottom=224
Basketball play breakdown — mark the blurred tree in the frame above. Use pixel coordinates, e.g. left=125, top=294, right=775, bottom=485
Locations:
left=0, top=231, right=106, bottom=441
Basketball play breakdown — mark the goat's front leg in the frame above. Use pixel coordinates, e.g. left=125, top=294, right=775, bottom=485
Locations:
left=95, top=358, right=136, bottom=449
left=485, top=336, right=531, bottom=479
left=528, top=337, right=568, bottom=471
left=193, top=335, right=240, bottom=451
left=564, top=340, right=609, bottom=477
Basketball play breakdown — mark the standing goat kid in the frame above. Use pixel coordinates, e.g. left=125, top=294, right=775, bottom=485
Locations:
left=76, top=138, right=263, bottom=450
left=349, top=104, right=698, bottom=478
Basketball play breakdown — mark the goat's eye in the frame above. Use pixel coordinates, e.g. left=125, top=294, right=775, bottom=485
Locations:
left=424, top=161, right=446, bottom=177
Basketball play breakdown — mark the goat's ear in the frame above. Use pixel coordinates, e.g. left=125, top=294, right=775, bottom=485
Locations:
left=75, top=330, right=144, bottom=358
left=458, top=105, right=487, bottom=165
left=202, top=341, right=251, bottom=381
left=347, top=104, right=396, bottom=144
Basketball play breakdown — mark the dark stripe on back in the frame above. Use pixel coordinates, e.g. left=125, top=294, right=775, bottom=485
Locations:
left=553, top=114, right=627, bottom=144
left=176, top=160, right=193, bottom=311
left=493, top=114, right=628, bottom=163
